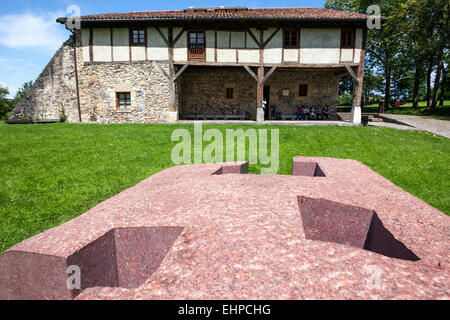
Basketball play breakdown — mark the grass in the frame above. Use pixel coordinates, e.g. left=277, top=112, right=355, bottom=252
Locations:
left=338, top=100, right=450, bottom=120
left=0, top=122, right=449, bottom=253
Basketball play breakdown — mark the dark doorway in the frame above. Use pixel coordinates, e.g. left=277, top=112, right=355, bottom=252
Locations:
left=264, top=86, right=270, bottom=120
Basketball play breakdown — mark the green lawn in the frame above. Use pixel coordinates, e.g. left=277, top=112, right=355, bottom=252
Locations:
left=338, top=100, right=450, bottom=120
left=0, top=122, right=449, bottom=253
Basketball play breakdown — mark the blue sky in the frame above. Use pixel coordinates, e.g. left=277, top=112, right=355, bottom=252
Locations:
left=0, top=0, right=327, bottom=97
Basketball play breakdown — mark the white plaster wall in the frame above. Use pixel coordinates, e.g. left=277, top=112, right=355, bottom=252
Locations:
left=131, top=46, right=146, bottom=61
left=264, top=28, right=282, bottom=64
left=93, top=28, right=111, bottom=62
left=217, top=49, right=237, bottom=63
left=284, top=49, right=299, bottom=63
left=340, top=49, right=354, bottom=62
left=300, top=28, right=340, bottom=64
left=206, top=31, right=215, bottom=62
left=112, top=28, right=129, bottom=62
left=148, top=27, right=169, bottom=60
left=81, top=28, right=90, bottom=62
left=174, top=28, right=187, bottom=62
left=238, top=49, right=259, bottom=63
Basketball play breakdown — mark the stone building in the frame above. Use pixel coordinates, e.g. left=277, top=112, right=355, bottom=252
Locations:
left=10, top=7, right=371, bottom=124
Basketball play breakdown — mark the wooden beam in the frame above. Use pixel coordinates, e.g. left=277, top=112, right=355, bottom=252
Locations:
left=262, top=27, right=281, bottom=48
left=243, top=65, right=259, bottom=84
left=247, top=28, right=260, bottom=47
left=173, top=27, right=186, bottom=45
left=262, top=66, right=277, bottom=85
left=345, top=63, right=359, bottom=85
left=89, top=28, right=93, bottom=63
left=155, top=27, right=170, bottom=47
left=173, top=64, right=188, bottom=82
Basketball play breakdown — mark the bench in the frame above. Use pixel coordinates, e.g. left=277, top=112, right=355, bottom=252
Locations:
left=281, top=114, right=298, bottom=121
left=182, top=114, right=246, bottom=121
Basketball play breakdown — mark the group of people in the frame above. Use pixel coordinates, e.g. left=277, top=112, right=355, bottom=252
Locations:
left=296, top=105, right=329, bottom=121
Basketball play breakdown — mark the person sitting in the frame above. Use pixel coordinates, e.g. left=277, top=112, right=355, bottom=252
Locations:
left=317, top=106, right=323, bottom=120
left=304, top=107, right=310, bottom=120
left=310, top=106, right=316, bottom=120
left=296, top=106, right=304, bottom=120
left=323, top=106, right=329, bottom=120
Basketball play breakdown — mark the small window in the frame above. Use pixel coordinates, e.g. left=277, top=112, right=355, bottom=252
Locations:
left=283, top=29, right=299, bottom=48
left=117, top=92, right=132, bottom=109
left=131, top=29, right=146, bottom=46
left=299, top=85, right=308, bottom=97
left=341, top=29, right=354, bottom=49
left=226, top=88, right=234, bottom=99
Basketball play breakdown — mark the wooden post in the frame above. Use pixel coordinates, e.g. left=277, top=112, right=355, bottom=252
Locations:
left=351, top=29, right=367, bottom=125
left=168, top=27, right=176, bottom=114
left=257, top=29, right=265, bottom=123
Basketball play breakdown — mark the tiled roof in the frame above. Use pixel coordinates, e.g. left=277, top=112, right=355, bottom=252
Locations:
left=57, top=7, right=371, bottom=23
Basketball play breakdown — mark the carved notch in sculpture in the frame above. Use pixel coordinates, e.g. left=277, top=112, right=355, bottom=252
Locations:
left=298, top=196, right=420, bottom=261
left=293, top=162, right=325, bottom=177
left=67, top=227, right=183, bottom=298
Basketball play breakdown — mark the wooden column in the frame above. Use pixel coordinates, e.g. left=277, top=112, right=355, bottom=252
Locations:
left=351, top=29, right=367, bottom=124
left=257, top=29, right=265, bottom=122
left=168, top=27, right=176, bottom=113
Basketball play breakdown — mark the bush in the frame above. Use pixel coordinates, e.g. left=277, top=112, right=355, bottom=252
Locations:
left=338, top=93, right=352, bottom=106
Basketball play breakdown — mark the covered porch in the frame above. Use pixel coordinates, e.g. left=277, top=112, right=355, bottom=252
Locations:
left=174, top=64, right=361, bottom=123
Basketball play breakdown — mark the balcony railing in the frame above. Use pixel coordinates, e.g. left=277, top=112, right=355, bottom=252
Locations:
left=188, top=44, right=206, bottom=60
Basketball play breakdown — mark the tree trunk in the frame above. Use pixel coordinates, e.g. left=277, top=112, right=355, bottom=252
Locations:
left=431, top=49, right=444, bottom=108
left=439, top=67, right=447, bottom=106
left=384, top=62, right=392, bottom=109
left=426, top=56, right=433, bottom=108
left=412, top=59, right=421, bottom=108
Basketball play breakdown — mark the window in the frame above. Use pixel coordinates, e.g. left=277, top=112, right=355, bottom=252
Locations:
left=341, top=29, right=355, bottom=48
left=226, top=88, right=234, bottom=99
left=283, top=29, right=299, bottom=48
left=131, top=29, right=146, bottom=46
left=188, top=32, right=206, bottom=59
left=117, top=93, right=131, bottom=110
left=299, top=85, right=308, bottom=97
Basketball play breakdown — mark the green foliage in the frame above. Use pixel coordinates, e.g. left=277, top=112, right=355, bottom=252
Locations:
left=327, top=0, right=449, bottom=108
left=0, top=87, right=13, bottom=120
left=12, top=81, right=33, bottom=107
left=338, top=92, right=353, bottom=106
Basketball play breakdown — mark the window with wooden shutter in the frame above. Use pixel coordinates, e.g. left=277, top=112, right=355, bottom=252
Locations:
left=341, top=29, right=355, bottom=49
left=283, top=29, right=299, bottom=49
left=117, top=93, right=132, bottom=110
left=131, top=29, right=146, bottom=46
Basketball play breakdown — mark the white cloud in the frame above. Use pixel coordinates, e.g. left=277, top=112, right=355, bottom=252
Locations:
left=0, top=11, right=68, bottom=53
left=0, top=82, right=17, bottom=99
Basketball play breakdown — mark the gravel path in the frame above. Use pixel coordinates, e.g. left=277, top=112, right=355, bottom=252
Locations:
left=380, top=114, right=450, bottom=138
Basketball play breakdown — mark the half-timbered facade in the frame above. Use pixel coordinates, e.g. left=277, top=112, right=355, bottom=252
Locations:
left=11, top=7, right=371, bottom=124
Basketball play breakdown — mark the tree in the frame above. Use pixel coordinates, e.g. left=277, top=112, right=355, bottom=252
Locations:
left=325, top=0, right=450, bottom=109
left=325, top=0, right=405, bottom=108
left=12, top=81, right=33, bottom=107
left=0, top=86, right=12, bottom=120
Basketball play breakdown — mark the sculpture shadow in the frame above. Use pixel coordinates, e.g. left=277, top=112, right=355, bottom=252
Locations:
left=298, top=196, right=420, bottom=261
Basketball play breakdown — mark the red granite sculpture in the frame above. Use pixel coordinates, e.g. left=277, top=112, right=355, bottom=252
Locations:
left=0, top=158, right=448, bottom=300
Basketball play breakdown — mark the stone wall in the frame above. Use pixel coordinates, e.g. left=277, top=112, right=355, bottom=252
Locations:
left=180, top=67, right=340, bottom=119
left=77, top=61, right=172, bottom=124
left=9, top=36, right=79, bottom=122
left=180, top=67, right=257, bottom=119
left=266, top=68, right=340, bottom=117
